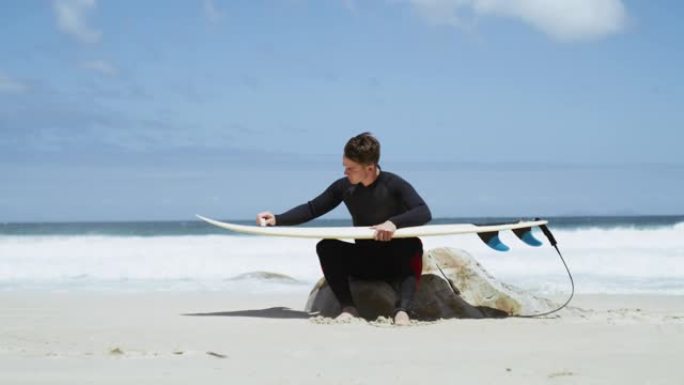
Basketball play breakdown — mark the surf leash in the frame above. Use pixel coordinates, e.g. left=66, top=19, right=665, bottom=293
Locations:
left=429, top=254, right=461, bottom=297
left=430, top=220, right=575, bottom=318
left=513, top=223, right=575, bottom=318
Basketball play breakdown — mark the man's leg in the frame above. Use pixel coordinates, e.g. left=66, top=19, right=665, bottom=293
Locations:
left=316, top=239, right=360, bottom=316
left=395, top=251, right=423, bottom=310
left=389, top=240, right=423, bottom=325
left=317, top=238, right=422, bottom=323
left=394, top=272, right=417, bottom=326
left=397, top=275, right=418, bottom=311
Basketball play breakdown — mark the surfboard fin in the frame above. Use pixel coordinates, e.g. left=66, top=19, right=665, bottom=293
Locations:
left=478, top=231, right=510, bottom=252
left=513, top=227, right=543, bottom=247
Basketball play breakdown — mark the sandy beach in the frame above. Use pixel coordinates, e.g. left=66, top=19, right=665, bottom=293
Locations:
left=1, top=290, right=682, bottom=385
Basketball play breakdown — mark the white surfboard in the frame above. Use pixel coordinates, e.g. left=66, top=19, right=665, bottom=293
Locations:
left=196, top=215, right=548, bottom=240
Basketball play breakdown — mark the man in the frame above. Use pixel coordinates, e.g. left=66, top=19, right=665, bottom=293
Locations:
left=257, top=132, right=431, bottom=325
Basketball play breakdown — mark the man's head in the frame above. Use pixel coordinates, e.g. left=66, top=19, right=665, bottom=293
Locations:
left=344, top=132, right=380, bottom=166
left=343, top=132, right=380, bottom=185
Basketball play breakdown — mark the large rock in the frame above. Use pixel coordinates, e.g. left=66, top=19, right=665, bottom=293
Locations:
left=424, top=247, right=556, bottom=315
left=305, top=247, right=555, bottom=320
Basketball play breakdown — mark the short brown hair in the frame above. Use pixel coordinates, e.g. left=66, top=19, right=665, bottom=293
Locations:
left=344, top=132, right=380, bottom=166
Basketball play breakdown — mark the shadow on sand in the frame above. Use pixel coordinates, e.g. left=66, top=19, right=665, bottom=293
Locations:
left=184, top=307, right=313, bottom=319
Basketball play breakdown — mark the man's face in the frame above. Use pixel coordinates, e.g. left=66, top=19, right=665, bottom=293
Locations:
left=343, top=157, right=373, bottom=184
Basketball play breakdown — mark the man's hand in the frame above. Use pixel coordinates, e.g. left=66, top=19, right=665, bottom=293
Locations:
left=372, top=220, right=396, bottom=242
left=256, top=212, right=276, bottom=227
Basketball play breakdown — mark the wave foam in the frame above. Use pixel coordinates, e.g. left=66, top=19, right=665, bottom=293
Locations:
left=1, top=225, right=683, bottom=294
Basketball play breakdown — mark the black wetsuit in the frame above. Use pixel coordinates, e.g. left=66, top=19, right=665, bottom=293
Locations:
left=276, top=171, right=432, bottom=312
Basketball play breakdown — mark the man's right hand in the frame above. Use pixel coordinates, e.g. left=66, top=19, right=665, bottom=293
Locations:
left=256, top=212, right=276, bottom=227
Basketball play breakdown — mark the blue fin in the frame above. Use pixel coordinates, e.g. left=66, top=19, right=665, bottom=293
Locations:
left=513, top=227, right=543, bottom=247
left=478, top=231, right=510, bottom=252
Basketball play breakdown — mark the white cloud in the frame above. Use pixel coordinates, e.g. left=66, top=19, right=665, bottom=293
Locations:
left=0, top=72, right=29, bottom=93
left=53, top=0, right=101, bottom=44
left=407, top=0, right=628, bottom=41
left=203, top=0, right=224, bottom=23
left=82, top=60, right=118, bottom=76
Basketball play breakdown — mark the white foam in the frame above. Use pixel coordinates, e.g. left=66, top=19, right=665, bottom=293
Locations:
left=0, top=235, right=319, bottom=285
left=1, top=225, right=683, bottom=294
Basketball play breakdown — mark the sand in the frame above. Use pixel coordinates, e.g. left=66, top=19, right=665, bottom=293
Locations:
left=1, top=290, right=683, bottom=385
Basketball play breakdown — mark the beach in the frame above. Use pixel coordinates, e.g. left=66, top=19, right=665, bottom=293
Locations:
left=2, top=218, right=683, bottom=383
left=1, top=290, right=683, bottom=385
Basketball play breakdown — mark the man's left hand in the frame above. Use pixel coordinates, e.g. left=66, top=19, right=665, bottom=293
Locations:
left=372, top=220, right=397, bottom=242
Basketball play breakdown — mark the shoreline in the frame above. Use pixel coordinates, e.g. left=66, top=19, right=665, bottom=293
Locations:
left=1, top=291, right=683, bottom=384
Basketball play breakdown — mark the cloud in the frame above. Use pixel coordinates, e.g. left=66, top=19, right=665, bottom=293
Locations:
left=203, top=0, right=224, bottom=23
left=0, top=72, right=29, bottom=93
left=53, top=0, right=101, bottom=44
left=82, top=60, right=118, bottom=76
left=407, top=0, right=628, bottom=41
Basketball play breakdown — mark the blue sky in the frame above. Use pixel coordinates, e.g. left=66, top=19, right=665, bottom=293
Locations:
left=1, top=0, right=683, bottom=222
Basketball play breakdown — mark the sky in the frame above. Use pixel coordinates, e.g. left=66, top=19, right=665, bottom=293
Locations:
left=1, top=0, right=683, bottom=222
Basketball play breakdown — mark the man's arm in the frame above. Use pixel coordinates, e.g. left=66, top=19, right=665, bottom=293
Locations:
left=371, top=175, right=430, bottom=241
left=387, top=175, right=432, bottom=229
left=262, top=179, right=345, bottom=226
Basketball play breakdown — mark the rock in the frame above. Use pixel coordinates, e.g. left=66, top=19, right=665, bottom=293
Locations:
left=305, top=278, right=398, bottom=320
left=305, top=247, right=555, bottom=320
left=230, top=271, right=299, bottom=284
left=424, top=247, right=556, bottom=316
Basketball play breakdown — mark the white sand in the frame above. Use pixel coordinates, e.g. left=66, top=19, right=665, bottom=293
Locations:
left=1, top=291, right=683, bottom=384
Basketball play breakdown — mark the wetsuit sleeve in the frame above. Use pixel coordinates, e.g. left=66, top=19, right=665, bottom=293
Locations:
left=274, top=179, right=345, bottom=226
left=388, top=176, right=432, bottom=229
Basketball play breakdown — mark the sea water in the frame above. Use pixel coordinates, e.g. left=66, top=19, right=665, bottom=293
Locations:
left=1, top=216, right=683, bottom=295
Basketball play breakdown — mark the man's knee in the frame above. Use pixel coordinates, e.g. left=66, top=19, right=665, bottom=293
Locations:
left=316, top=239, right=336, bottom=258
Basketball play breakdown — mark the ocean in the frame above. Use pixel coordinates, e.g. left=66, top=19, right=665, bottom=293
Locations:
left=1, top=216, right=683, bottom=295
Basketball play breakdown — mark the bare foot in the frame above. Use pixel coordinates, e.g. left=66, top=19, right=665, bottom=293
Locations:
left=394, top=310, right=410, bottom=326
left=336, top=306, right=359, bottom=322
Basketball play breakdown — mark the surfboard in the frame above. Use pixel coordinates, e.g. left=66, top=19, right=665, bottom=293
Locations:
left=196, top=215, right=547, bottom=241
